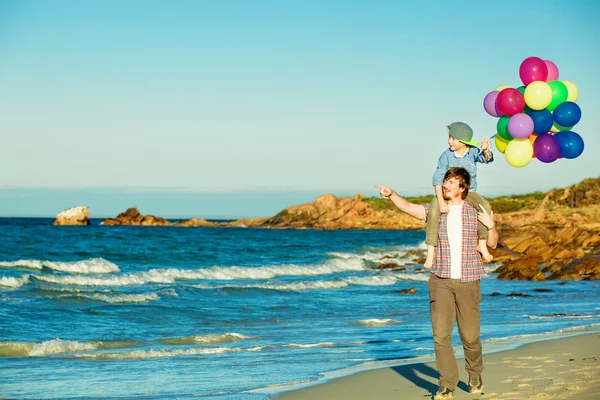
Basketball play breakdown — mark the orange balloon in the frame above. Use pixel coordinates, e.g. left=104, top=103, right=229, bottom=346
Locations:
left=529, top=134, right=538, bottom=158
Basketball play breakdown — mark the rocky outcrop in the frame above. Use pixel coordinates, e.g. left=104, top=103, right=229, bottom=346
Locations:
left=102, top=207, right=172, bottom=226
left=54, top=206, right=91, bottom=226
left=492, top=215, right=600, bottom=281
left=262, top=193, right=425, bottom=230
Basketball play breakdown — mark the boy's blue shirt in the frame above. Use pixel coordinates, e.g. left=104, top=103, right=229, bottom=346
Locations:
left=432, top=147, right=493, bottom=191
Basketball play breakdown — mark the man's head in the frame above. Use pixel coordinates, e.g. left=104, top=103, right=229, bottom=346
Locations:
left=442, top=167, right=471, bottom=201
left=448, top=122, right=478, bottom=150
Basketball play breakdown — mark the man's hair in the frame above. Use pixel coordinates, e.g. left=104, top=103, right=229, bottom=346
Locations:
left=444, top=167, right=471, bottom=199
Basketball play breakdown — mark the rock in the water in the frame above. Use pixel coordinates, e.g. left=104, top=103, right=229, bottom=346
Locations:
left=54, top=206, right=91, bottom=226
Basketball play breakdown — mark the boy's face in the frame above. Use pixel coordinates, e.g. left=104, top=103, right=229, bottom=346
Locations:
left=448, top=135, right=467, bottom=151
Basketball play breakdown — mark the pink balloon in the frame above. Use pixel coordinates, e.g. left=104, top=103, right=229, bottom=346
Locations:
left=483, top=91, right=502, bottom=117
left=544, top=60, right=559, bottom=81
left=495, top=88, right=525, bottom=116
left=507, top=113, right=534, bottom=139
left=519, top=57, right=548, bottom=86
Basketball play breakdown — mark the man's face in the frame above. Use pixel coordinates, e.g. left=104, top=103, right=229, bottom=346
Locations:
left=442, top=177, right=464, bottom=200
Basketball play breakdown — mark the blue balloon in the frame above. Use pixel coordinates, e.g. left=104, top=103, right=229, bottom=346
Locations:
left=528, top=109, right=553, bottom=134
left=553, top=101, right=581, bottom=127
left=554, top=131, right=584, bottom=159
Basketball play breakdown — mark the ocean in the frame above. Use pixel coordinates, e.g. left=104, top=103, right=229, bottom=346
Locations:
left=1, top=217, right=599, bottom=399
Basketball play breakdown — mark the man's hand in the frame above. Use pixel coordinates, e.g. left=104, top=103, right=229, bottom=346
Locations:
left=374, top=185, right=393, bottom=199
left=477, top=204, right=494, bottom=229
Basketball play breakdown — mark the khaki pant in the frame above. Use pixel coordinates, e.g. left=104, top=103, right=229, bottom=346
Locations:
left=425, top=192, right=491, bottom=246
left=428, top=273, right=483, bottom=390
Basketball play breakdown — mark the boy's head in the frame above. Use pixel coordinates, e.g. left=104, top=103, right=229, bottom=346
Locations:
left=447, top=122, right=479, bottom=148
left=443, top=167, right=471, bottom=200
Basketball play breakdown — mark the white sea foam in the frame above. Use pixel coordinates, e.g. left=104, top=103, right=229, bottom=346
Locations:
left=0, top=275, right=30, bottom=288
left=193, top=274, right=414, bottom=292
left=350, top=319, right=399, bottom=326
left=525, top=314, right=592, bottom=320
left=0, top=339, right=139, bottom=357
left=0, top=258, right=119, bottom=274
left=56, top=292, right=160, bottom=304
left=284, top=342, right=336, bottom=348
left=1, top=339, right=97, bottom=357
left=33, top=258, right=370, bottom=287
left=158, top=333, right=251, bottom=345
left=75, top=346, right=254, bottom=360
left=328, top=246, right=423, bottom=266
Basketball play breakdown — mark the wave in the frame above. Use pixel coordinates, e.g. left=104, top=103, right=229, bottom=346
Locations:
left=74, top=345, right=268, bottom=360
left=284, top=342, right=336, bottom=348
left=55, top=291, right=160, bottom=304
left=158, top=333, right=251, bottom=345
left=31, top=258, right=370, bottom=287
left=525, top=313, right=592, bottom=320
left=0, top=274, right=30, bottom=288
left=192, top=274, right=425, bottom=292
left=349, top=319, right=399, bottom=326
left=0, top=332, right=250, bottom=357
left=0, top=258, right=119, bottom=274
left=0, top=339, right=138, bottom=357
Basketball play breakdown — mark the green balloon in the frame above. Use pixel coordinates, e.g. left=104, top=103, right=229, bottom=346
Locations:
left=517, top=85, right=526, bottom=96
left=496, top=116, right=514, bottom=140
left=547, top=80, right=568, bottom=112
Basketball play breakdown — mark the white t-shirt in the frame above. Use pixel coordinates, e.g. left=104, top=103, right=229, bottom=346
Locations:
left=447, top=204, right=463, bottom=279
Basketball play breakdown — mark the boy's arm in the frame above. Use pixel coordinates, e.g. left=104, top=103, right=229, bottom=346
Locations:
left=434, top=185, right=449, bottom=213
left=432, top=151, right=450, bottom=187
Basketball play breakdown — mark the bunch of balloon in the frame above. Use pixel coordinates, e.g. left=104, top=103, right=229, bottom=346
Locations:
left=483, top=56, right=584, bottom=168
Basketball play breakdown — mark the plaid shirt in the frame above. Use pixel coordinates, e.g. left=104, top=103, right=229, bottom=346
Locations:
left=423, top=201, right=486, bottom=282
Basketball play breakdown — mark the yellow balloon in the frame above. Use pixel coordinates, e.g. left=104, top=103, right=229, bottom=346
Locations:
left=524, top=81, right=552, bottom=110
left=494, top=84, right=513, bottom=91
left=562, top=80, right=579, bottom=102
left=504, top=139, right=533, bottom=168
left=494, top=134, right=510, bottom=153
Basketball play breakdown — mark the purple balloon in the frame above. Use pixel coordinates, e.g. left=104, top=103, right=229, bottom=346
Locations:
left=507, top=113, right=534, bottom=139
left=533, top=133, right=561, bottom=163
left=483, top=91, right=502, bottom=117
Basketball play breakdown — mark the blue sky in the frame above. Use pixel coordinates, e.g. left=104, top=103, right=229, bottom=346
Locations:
left=1, top=0, right=599, bottom=218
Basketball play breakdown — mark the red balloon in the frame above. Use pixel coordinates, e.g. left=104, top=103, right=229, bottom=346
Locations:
left=519, top=57, right=548, bottom=86
left=495, top=88, right=525, bottom=116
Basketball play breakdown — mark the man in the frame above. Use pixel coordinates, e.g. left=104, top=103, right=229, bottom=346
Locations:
left=375, top=167, right=498, bottom=400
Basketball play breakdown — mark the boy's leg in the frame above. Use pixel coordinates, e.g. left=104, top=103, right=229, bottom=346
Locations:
left=426, top=198, right=441, bottom=246
left=465, top=192, right=491, bottom=241
left=425, top=198, right=441, bottom=268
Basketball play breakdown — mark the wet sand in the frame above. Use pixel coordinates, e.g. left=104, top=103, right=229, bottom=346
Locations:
left=277, top=333, right=600, bottom=399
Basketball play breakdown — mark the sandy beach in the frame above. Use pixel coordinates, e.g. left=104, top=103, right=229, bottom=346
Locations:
left=277, top=333, right=600, bottom=400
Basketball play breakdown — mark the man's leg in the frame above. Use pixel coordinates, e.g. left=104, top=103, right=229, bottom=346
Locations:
left=455, top=280, right=483, bottom=378
left=428, top=274, right=459, bottom=390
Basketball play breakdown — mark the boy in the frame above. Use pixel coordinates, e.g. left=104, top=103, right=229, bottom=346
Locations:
left=425, top=122, right=494, bottom=269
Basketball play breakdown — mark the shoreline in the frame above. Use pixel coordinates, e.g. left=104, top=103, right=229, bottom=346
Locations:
left=274, top=332, right=600, bottom=399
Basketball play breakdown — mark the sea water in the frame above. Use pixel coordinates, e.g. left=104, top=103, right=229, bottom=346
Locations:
left=1, top=218, right=599, bottom=399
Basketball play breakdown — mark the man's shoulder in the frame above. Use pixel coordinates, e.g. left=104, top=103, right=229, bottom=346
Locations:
left=462, top=200, right=478, bottom=214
